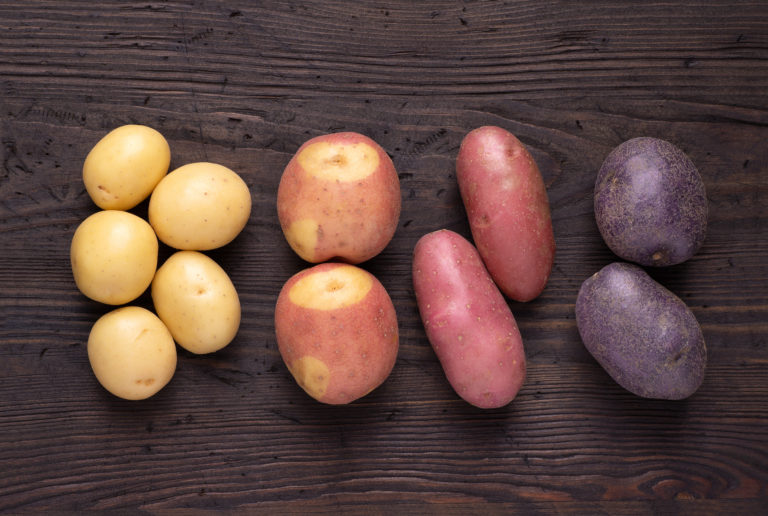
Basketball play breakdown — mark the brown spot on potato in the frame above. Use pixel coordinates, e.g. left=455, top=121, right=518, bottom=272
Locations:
left=478, top=213, right=491, bottom=227
left=325, top=279, right=345, bottom=292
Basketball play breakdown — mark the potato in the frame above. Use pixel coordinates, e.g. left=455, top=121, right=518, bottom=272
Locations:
left=595, top=137, right=707, bottom=266
left=412, top=229, right=526, bottom=409
left=151, top=251, right=241, bottom=354
left=274, top=262, right=399, bottom=404
left=277, top=132, right=401, bottom=264
left=149, top=162, right=251, bottom=250
left=456, top=126, right=555, bottom=302
left=88, top=306, right=177, bottom=400
left=70, top=210, right=158, bottom=305
left=83, top=124, right=171, bottom=210
left=575, top=262, right=707, bottom=399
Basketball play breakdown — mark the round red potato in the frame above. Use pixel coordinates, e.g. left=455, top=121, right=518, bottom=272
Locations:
left=274, top=262, right=399, bottom=404
left=277, top=132, right=401, bottom=264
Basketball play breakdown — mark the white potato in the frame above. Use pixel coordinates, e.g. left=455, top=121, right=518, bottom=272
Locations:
left=70, top=210, right=158, bottom=305
left=151, top=250, right=241, bottom=354
left=148, top=162, right=251, bottom=250
left=88, top=306, right=177, bottom=400
left=83, top=125, right=170, bottom=210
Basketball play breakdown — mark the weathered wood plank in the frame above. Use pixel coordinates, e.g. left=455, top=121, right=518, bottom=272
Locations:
left=1, top=0, right=767, bottom=512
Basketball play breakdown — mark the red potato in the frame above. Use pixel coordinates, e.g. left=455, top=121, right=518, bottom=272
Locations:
left=412, top=229, right=526, bottom=409
left=277, top=132, right=401, bottom=264
left=456, top=126, right=555, bottom=302
left=275, top=262, right=399, bottom=405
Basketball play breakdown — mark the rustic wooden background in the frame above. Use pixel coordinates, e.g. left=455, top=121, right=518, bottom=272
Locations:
left=1, top=1, right=767, bottom=513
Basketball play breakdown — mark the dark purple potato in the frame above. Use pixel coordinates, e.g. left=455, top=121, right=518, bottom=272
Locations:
left=575, top=262, right=706, bottom=400
left=595, top=137, right=707, bottom=266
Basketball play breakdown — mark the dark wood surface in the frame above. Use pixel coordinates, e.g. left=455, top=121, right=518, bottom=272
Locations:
left=1, top=1, right=767, bottom=513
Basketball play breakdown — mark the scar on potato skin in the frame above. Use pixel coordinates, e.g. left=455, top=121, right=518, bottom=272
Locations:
left=289, top=355, right=330, bottom=400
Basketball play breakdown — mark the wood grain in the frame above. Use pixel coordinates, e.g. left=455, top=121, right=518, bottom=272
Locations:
left=1, top=0, right=767, bottom=512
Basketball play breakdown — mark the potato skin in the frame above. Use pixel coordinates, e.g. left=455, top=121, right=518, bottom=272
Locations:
left=575, top=262, right=706, bottom=400
left=274, top=263, right=399, bottom=405
left=149, top=162, right=251, bottom=251
left=151, top=251, right=241, bottom=355
left=70, top=210, right=158, bottom=305
left=277, top=132, right=401, bottom=264
left=413, top=229, right=525, bottom=409
left=456, top=126, right=555, bottom=302
left=88, top=306, right=177, bottom=400
left=83, top=124, right=170, bottom=211
left=595, top=137, right=707, bottom=266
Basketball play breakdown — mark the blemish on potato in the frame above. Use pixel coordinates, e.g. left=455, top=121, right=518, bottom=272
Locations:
left=289, top=265, right=372, bottom=310
left=325, top=279, right=345, bottom=292
left=289, top=355, right=330, bottom=400
left=298, top=140, right=379, bottom=182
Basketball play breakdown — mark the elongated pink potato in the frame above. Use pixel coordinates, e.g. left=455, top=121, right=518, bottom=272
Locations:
left=412, top=229, right=526, bottom=409
left=456, top=126, right=555, bottom=302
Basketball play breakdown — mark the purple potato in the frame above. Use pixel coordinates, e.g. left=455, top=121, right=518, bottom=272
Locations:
left=575, top=262, right=706, bottom=400
left=595, top=137, right=707, bottom=266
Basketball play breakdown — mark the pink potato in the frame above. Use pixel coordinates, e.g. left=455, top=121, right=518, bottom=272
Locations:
left=277, top=132, right=401, bottom=264
left=456, top=126, right=555, bottom=302
left=412, top=229, right=526, bottom=409
left=275, top=262, right=399, bottom=405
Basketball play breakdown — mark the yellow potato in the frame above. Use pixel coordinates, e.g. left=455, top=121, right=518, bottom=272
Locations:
left=83, top=125, right=171, bottom=210
left=88, top=306, right=177, bottom=400
left=70, top=210, right=158, bottom=305
left=151, top=250, right=241, bottom=354
left=148, top=162, right=251, bottom=250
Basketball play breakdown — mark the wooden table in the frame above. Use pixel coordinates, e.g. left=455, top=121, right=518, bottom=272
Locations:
left=2, top=1, right=767, bottom=513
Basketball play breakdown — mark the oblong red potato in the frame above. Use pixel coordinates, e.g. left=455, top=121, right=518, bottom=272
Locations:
left=412, top=229, right=526, bottom=409
left=274, top=262, right=399, bottom=404
left=456, top=126, right=555, bottom=302
left=277, top=132, right=401, bottom=264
